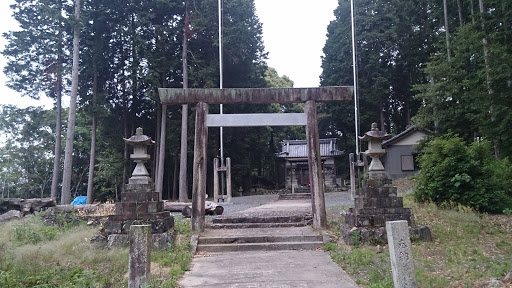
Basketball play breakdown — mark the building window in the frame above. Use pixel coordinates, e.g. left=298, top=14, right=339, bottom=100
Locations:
left=401, top=155, right=415, bottom=171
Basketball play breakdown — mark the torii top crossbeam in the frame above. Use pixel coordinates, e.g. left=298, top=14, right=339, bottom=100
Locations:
left=158, top=86, right=353, bottom=105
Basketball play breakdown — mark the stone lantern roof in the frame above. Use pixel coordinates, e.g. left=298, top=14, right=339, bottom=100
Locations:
left=124, top=127, right=155, bottom=146
left=359, top=123, right=391, bottom=142
left=359, top=123, right=391, bottom=172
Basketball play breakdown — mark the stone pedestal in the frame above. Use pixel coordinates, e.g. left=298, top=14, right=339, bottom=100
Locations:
left=345, top=172, right=414, bottom=228
left=103, top=183, right=174, bottom=249
left=341, top=171, right=418, bottom=245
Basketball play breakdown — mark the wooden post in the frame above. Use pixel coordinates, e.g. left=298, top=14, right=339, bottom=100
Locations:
left=305, top=100, right=327, bottom=229
left=156, top=104, right=167, bottom=200
left=362, top=152, right=369, bottom=176
left=349, top=153, right=355, bottom=200
left=213, top=157, right=219, bottom=203
left=191, top=102, right=208, bottom=232
left=226, top=157, right=232, bottom=202
left=291, top=164, right=295, bottom=194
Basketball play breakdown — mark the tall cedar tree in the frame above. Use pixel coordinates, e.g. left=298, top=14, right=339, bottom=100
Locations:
left=61, top=0, right=81, bottom=204
left=2, top=0, right=69, bottom=200
left=414, top=0, right=512, bottom=157
left=320, top=0, right=436, bottom=154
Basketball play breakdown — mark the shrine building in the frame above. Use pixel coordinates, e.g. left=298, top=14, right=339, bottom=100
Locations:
left=276, top=138, right=344, bottom=190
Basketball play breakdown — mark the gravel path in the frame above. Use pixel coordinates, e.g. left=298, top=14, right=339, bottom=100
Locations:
left=217, top=192, right=354, bottom=216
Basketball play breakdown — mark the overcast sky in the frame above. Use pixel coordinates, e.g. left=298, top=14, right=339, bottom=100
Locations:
left=0, top=0, right=339, bottom=108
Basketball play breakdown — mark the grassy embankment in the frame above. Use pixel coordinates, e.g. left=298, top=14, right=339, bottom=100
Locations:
left=324, top=179, right=512, bottom=287
left=0, top=212, right=193, bottom=288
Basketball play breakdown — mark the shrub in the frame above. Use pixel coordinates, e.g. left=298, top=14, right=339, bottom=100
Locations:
left=414, top=136, right=512, bottom=213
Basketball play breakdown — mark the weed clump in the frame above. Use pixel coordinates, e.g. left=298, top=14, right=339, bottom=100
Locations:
left=0, top=214, right=194, bottom=288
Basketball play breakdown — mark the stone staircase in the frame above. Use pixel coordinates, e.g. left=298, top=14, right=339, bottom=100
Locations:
left=196, top=227, right=324, bottom=253
left=208, top=214, right=310, bottom=229
left=195, top=199, right=325, bottom=253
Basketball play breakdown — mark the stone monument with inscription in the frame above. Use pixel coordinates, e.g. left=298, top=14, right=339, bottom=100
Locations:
left=341, top=123, right=431, bottom=244
left=386, top=220, right=417, bottom=288
left=96, top=128, right=174, bottom=249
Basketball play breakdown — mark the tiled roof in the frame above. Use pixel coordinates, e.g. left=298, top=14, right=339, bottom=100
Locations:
left=276, top=138, right=344, bottom=158
left=382, top=126, right=432, bottom=147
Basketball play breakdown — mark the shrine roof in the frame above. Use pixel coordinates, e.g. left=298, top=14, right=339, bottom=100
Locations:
left=276, top=138, right=344, bottom=159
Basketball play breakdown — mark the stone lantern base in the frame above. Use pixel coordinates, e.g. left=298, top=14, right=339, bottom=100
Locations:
left=341, top=171, right=431, bottom=245
left=93, top=183, right=175, bottom=249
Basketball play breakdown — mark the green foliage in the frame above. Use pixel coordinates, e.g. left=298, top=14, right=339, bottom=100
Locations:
left=2, top=0, right=69, bottom=100
left=11, top=221, right=59, bottom=246
left=173, top=217, right=191, bottom=234
left=264, top=67, right=293, bottom=88
left=148, top=219, right=193, bottom=287
left=10, top=212, right=84, bottom=246
left=0, top=215, right=195, bottom=287
left=2, top=0, right=279, bottom=200
left=413, top=1, right=512, bottom=157
left=323, top=242, right=337, bottom=252
left=329, top=247, right=392, bottom=287
left=0, top=106, right=56, bottom=198
left=321, top=0, right=434, bottom=147
left=0, top=266, right=106, bottom=288
left=415, top=136, right=512, bottom=213
left=350, top=230, right=360, bottom=246
left=450, top=173, right=471, bottom=188
left=326, top=196, right=512, bottom=287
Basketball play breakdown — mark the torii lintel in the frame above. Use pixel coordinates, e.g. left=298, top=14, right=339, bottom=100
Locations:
left=158, top=86, right=353, bottom=105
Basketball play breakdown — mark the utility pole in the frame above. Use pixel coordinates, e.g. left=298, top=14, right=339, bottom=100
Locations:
left=218, top=0, right=226, bottom=199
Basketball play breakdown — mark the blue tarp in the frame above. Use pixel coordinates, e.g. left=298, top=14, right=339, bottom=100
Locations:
left=70, top=196, right=87, bottom=205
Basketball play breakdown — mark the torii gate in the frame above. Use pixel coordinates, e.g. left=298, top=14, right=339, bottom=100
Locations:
left=159, top=87, right=353, bottom=232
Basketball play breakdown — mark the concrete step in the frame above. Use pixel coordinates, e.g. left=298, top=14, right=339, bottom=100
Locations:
left=198, top=234, right=323, bottom=245
left=212, top=215, right=305, bottom=224
left=278, top=193, right=312, bottom=200
left=208, top=222, right=306, bottom=229
left=196, top=227, right=326, bottom=252
left=197, top=241, right=324, bottom=252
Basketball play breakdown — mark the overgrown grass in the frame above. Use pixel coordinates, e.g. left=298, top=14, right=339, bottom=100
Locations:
left=148, top=216, right=193, bottom=288
left=326, top=193, right=512, bottom=287
left=0, top=213, right=194, bottom=288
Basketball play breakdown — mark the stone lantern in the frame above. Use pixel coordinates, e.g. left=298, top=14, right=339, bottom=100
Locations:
left=340, top=123, right=430, bottom=245
left=124, top=127, right=154, bottom=184
left=95, top=127, right=174, bottom=250
left=359, top=122, right=391, bottom=172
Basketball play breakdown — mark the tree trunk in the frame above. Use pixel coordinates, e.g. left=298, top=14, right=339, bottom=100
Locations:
left=379, top=102, right=385, bottom=132
left=50, top=33, right=63, bottom=201
left=122, top=83, right=129, bottom=192
left=443, top=0, right=452, bottom=62
left=456, top=0, right=463, bottom=26
left=179, top=0, right=191, bottom=202
left=479, top=0, right=492, bottom=95
left=61, top=0, right=81, bottom=205
left=470, top=0, right=475, bottom=24
left=86, top=73, right=97, bottom=204
left=478, top=0, right=496, bottom=156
